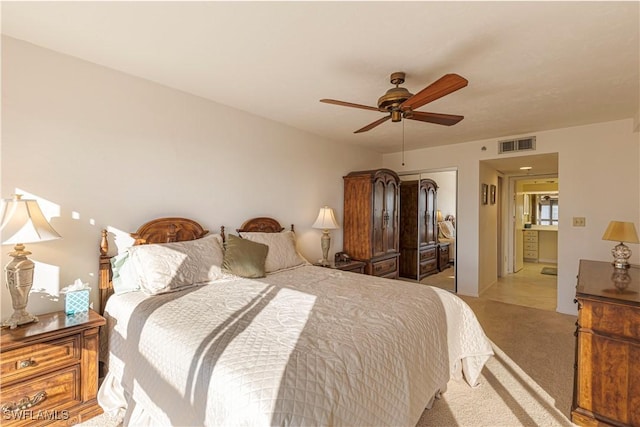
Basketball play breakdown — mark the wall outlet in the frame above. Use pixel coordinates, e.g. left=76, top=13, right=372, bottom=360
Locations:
left=573, top=217, right=586, bottom=227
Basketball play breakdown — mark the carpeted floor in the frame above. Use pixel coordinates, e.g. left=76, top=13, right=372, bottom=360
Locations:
left=81, top=296, right=577, bottom=427
left=419, top=296, right=577, bottom=426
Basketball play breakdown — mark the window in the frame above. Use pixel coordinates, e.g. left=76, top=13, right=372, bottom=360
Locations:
left=538, top=197, right=558, bottom=225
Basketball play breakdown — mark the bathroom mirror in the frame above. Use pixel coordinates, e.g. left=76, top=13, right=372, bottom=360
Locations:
left=523, top=192, right=559, bottom=226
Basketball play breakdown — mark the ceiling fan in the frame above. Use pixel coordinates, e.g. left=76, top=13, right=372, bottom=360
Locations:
left=320, top=72, right=468, bottom=133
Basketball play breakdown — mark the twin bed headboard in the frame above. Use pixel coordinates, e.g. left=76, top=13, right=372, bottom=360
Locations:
left=98, top=216, right=293, bottom=314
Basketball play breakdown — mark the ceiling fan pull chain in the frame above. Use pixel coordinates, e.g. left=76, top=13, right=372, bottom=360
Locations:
left=402, top=120, right=405, bottom=166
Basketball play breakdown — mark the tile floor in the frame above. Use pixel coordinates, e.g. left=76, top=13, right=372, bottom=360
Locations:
left=481, top=262, right=557, bottom=311
left=420, top=262, right=558, bottom=312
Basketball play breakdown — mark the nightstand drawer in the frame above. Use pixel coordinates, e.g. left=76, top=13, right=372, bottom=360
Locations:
left=337, top=261, right=365, bottom=274
left=0, top=365, right=81, bottom=426
left=420, top=259, right=438, bottom=276
left=1, top=335, right=80, bottom=384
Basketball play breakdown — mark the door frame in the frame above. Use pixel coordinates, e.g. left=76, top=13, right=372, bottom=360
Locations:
left=506, top=173, right=559, bottom=274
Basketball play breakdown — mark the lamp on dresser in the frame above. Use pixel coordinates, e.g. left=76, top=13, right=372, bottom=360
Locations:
left=0, top=194, right=61, bottom=329
left=312, top=206, right=339, bottom=266
left=601, top=220, right=639, bottom=269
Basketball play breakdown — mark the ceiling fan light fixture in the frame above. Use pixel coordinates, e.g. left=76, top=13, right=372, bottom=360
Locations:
left=377, top=87, right=413, bottom=111
left=391, top=110, right=402, bottom=122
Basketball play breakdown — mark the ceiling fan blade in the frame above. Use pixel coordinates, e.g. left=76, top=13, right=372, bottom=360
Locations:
left=401, top=74, right=468, bottom=111
left=320, top=99, right=379, bottom=112
left=354, top=115, right=391, bottom=133
left=407, top=111, right=464, bottom=126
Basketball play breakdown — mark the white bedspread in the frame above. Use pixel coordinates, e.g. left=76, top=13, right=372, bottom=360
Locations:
left=98, top=265, right=492, bottom=426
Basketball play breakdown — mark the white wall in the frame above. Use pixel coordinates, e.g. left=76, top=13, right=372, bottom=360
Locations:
left=478, top=162, right=499, bottom=294
left=0, top=37, right=381, bottom=316
left=384, top=119, right=640, bottom=314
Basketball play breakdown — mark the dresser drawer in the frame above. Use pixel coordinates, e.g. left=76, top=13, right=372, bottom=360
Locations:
left=0, top=365, right=81, bottom=426
left=372, top=257, right=397, bottom=277
left=420, top=247, right=437, bottom=261
left=524, top=236, right=538, bottom=243
left=523, top=230, right=538, bottom=237
left=420, top=259, right=438, bottom=276
left=524, top=242, right=538, bottom=251
left=1, top=335, right=81, bottom=385
left=579, top=299, right=640, bottom=340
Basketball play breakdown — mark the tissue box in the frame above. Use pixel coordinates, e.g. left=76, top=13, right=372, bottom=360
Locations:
left=65, top=289, right=90, bottom=315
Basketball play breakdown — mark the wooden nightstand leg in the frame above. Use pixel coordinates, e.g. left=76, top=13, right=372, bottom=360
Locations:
left=82, top=326, right=100, bottom=402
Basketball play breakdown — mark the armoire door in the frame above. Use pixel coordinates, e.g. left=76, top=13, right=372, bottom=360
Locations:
left=426, top=182, right=437, bottom=244
left=384, top=178, right=399, bottom=254
left=372, top=178, right=386, bottom=257
left=418, top=181, right=428, bottom=247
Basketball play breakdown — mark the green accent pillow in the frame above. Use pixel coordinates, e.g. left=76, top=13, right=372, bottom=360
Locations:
left=223, top=234, right=269, bottom=278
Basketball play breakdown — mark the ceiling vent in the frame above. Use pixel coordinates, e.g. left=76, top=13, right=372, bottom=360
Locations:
left=498, top=136, right=536, bottom=154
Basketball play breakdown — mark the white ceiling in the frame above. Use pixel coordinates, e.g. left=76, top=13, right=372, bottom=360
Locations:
left=2, top=1, right=638, bottom=154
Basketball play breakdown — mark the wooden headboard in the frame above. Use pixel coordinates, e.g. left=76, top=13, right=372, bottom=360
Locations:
left=236, top=217, right=293, bottom=234
left=98, top=217, right=223, bottom=315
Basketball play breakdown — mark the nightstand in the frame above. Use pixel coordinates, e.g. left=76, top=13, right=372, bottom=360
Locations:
left=438, top=242, right=450, bottom=271
left=314, top=260, right=366, bottom=274
left=0, top=310, right=106, bottom=426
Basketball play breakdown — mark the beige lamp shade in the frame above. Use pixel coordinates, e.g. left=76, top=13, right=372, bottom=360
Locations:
left=602, top=221, right=639, bottom=244
left=312, top=206, right=339, bottom=230
left=1, top=194, right=61, bottom=245
left=436, top=210, right=443, bottom=223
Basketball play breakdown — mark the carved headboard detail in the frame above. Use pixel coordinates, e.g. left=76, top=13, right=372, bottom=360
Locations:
left=98, top=217, right=222, bottom=315
left=236, top=217, right=293, bottom=234
left=130, top=217, right=210, bottom=245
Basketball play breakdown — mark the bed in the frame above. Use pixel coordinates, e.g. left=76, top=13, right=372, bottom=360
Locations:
left=97, top=217, right=492, bottom=426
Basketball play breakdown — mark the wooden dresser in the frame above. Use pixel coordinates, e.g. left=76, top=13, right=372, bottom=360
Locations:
left=0, top=310, right=106, bottom=426
left=343, top=169, right=400, bottom=279
left=572, top=260, right=640, bottom=427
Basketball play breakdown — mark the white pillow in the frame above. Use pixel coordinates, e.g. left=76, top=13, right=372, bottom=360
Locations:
left=439, top=221, right=456, bottom=239
left=110, top=251, right=141, bottom=295
left=238, top=231, right=307, bottom=273
left=128, top=233, right=226, bottom=295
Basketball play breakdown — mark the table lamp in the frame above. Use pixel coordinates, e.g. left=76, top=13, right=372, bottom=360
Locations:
left=1, top=194, right=61, bottom=329
left=601, top=221, right=639, bottom=269
left=312, top=206, right=339, bottom=266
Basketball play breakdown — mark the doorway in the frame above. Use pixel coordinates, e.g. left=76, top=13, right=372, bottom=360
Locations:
left=481, top=153, right=559, bottom=311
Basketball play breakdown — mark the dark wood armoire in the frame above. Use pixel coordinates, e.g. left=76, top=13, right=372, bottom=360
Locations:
left=399, top=178, right=438, bottom=280
left=343, top=168, right=400, bottom=279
